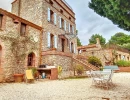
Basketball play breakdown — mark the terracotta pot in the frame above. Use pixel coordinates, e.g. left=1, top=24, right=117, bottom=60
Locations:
left=14, top=74, right=24, bottom=82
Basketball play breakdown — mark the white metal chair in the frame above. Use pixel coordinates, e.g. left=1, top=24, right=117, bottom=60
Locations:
left=86, top=70, right=91, bottom=78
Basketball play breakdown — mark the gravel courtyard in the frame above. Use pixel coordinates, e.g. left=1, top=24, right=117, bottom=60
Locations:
left=0, top=73, right=130, bottom=100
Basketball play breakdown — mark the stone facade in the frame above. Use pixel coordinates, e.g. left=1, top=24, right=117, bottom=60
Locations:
left=0, top=8, right=42, bottom=82
left=11, top=0, right=77, bottom=77
left=78, top=38, right=130, bottom=66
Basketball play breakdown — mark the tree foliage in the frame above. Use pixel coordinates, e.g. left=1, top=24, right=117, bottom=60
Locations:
left=109, top=32, right=130, bottom=45
left=89, top=0, right=130, bottom=31
left=109, top=32, right=130, bottom=51
left=76, top=30, right=82, bottom=46
left=77, top=37, right=82, bottom=46
left=89, top=34, right=106, bottom=45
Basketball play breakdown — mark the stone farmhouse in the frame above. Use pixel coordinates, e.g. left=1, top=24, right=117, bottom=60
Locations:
left=78, top=38, right=130, bottom=66
left=0, top=0, right=99, bottom=82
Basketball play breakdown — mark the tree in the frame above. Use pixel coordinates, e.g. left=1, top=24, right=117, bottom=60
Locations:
left=89, top=0, right=130, bottom=31
left=109, top=32, right=130, bottom=45
left=89, top=34, right=106, bottom=45
left=77, top=37, right=82, bottom=46
left=109, top=32, right=130, bottom=51
left=76, top=30, right=82, bottom=46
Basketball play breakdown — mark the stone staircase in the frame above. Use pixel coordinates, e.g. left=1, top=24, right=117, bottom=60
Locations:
left=73, top=55, right=99, bottom=71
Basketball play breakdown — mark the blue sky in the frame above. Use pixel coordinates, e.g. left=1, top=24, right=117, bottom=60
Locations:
left=0, top=0, right=129, bottom=45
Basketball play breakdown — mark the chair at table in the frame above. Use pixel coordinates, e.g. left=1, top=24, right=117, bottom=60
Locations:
left=25, top=69, right=34, bottom=83
left=86, top=70, right=92, bottom=78
left=91, top=71, right=103, bottom=87
left=101, top=70, right=114, bottom=89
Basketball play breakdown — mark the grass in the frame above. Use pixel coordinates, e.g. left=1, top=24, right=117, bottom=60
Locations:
left=65, top=75, right=88, bottom=79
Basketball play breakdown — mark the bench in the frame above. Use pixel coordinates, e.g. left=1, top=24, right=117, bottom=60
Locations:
left=104, top=65, right=119, bottom=71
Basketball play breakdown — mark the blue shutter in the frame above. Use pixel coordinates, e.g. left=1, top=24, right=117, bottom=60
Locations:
left=64, top=20, right=66, bottom=31
left=54, top=13, right=57, bottom=25
left=54, top=35, right=57, bottom=48
left=47, top=32, right=51, bottom=48
left=59, top=16, right=61, bottom=28
left=47, top=8, right=50, bottom=22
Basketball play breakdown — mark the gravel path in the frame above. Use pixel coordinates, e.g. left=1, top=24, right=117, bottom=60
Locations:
left=0, top=73, right=130, bottom=100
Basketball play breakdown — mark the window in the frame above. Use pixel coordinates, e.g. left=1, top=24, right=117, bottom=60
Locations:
left=50, top=10, right=54, bottom=23
left=70, top=25, right=72, bottom=33
left=69, top=17, right=71, bottom=20
left=61, top=38, right=65, bottom=52
left=0, top=14, right=3, bottom=28
left=49, top=0, right=53, bottom=5
left=27, top=53, right=35, bottom=66
left=60, top=9, right=63, bottom=14
left=61, top=18, right=64, bottom=29
left=20, top=23, right=26, bottom=36
left=50, top=34, right=54, bottom=48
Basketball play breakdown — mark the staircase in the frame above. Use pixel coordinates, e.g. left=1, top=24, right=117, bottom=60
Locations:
left=73, top=55, right=99, bottom=71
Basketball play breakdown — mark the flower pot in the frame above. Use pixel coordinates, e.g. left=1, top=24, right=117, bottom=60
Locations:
left=14, top=74, right=24, bottom=82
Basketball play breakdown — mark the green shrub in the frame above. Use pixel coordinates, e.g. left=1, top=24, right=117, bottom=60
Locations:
left=115, top=60, right=130, bottom=67
left=75, top=65, right=84, bottom=75
left=88, top=56, right=102, bottom=67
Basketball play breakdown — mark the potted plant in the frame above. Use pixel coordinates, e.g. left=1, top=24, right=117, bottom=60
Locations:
left=13, top=67, right=24, bottom=83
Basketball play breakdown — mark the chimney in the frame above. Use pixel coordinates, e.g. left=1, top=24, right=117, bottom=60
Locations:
left=96, top=38, right=100, bottom=45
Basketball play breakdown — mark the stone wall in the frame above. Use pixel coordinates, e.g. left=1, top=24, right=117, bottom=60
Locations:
left=11, top=0, right=77, bottom=54
left=0, top=13, right=41, bottom=82
left=42, top=51, right=73, bottom=77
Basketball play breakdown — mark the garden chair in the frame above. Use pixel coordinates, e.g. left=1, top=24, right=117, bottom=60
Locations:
left=91, top=71, right=103, bottom=88
left=25, top=69, right=34, bottom=83
left=86, top=70, right=92, bottom=78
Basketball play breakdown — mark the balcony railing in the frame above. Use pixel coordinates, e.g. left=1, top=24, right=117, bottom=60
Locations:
left=62, top=0, right=73, bottom=11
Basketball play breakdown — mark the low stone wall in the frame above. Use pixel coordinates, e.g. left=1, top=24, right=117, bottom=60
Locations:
left=118, top=67, right=130, bottom=72
left=42, top=51, right=73, bottom=78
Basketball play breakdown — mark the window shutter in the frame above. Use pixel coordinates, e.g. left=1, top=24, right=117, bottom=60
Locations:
left=69, top=23, right=70, bottom=33
left=59, top=16, right=62, bottom=28
left=70, top=42, right=72, bottom=52
left=47, top=8, right=50, bottom=22
left=54, top=13, right=57, bottom=25
left=47, top=32, right=51, bottom=48
left=64, top=20, right=66, bottom=31
left=54, top=35, right=57, bottom=48
left=72, top=26, right=74, bottom=34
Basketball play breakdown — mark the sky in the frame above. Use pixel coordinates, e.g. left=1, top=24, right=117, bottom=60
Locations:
left=0, top=0, right=130, bottom=45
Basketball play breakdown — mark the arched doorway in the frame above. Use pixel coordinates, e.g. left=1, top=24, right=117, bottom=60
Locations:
left=27, top=52, right=35, bottom=66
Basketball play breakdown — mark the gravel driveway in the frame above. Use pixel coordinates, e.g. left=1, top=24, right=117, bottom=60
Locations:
left=0, top=73, right=130, bottom=100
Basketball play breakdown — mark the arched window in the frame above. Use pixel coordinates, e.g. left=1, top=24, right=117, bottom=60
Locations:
left=27, top=52, right=35, bottom=66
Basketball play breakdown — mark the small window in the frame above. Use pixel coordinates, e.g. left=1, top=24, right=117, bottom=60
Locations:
left=0, top=14, right=3, bottom=28
left=20, top=23, right=26, bottom=36
left=49, top=0, right=53, bottom=5
left=50, top=10, right=54, bottom=23
left=50, top=34, right=54, bottom=48
left=70, top=25, right=72, bottom=33
left=61, top=18, right=64, bottom=29
left=69, top=17, right=71, bottom=20
left=60, top=9, right=63, bottom=14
